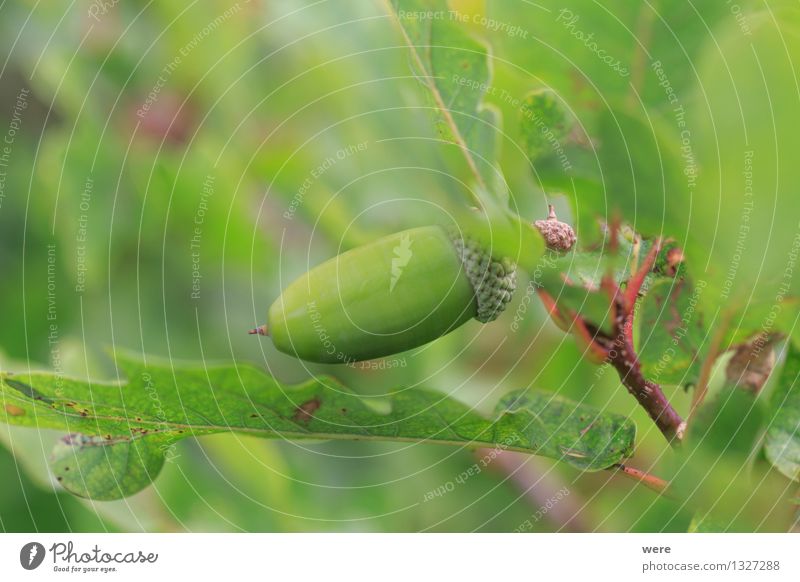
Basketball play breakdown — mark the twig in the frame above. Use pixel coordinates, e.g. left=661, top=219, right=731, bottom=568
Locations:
left=594, top=248, right=686, bottom=445
left=603, top=307, right=685, bottom=444
left=613, top=463, right=671, bottom=497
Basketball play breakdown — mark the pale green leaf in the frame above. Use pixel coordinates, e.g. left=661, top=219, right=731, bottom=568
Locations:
left=386, top=0, right=505, bottom=201
left=765, top=342, right=800, bottom=481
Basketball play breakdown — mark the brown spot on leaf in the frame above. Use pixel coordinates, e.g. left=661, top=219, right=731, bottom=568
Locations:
left=293, top=397, right=321, bottom=425
left=3, top=379, right=53, bottom=403
left=4, top=404, right=25, bottom=417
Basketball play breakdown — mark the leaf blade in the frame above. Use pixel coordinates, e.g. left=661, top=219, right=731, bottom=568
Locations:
left=386, top=0, right=505, bottom=200
left=765, top=342, right=800, bottom=482
left=1, top=351, right=636, bottom=499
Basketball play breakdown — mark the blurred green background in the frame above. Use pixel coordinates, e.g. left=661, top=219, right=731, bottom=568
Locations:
left=0, top=0, right=797, bottom=532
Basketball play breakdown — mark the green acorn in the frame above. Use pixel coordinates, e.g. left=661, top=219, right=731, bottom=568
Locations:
left=253, top=226, right=517, bottom=363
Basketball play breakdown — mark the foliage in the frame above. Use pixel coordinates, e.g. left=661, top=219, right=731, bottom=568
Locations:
left=0, top=0, right=798, bottom=532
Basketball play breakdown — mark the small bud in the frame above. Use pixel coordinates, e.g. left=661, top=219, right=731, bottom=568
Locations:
left=534, top=205, right=577, bottom=252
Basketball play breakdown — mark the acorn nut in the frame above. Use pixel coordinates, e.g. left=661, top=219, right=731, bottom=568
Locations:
left=254, top=226, right=517, bottom=364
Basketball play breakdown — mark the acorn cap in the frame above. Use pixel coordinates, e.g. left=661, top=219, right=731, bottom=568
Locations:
left=534, top=205, right=577, bottom=252
left=450, top=233, right=518, bottom=323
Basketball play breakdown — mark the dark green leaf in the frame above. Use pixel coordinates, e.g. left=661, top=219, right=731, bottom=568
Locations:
left=638, top=278, right=707, bottom=387
left=497, top=390, right=635, bottom=471
left=1, top=351, right=636, bottom=499
left=520, top=88, right=574, bottom=162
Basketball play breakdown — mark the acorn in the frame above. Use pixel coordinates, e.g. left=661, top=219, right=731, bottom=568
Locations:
left=534, top=205, right=576, bottom=252
left=253, top=226, right=517, bottom=363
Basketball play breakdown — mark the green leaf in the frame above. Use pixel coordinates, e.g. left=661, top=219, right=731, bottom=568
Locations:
left=520, top=88, right=574, bottom=162
left=689, top=386, right=765, bottom=460
left=535, top=229, right=665, bottom=336
left=668, top=382, right=766, bottom=520
left=765, top=342, right=800, bottom=482
left=688, top=7, right=800, bottom=317
left=385, top=0, right=505, bottom=201
left=594, top=106, right=690, bottom=239
left=638, top=278, right=707, bottom=387
left=688, top=514, right=735, bottom=533
left=1, top=351, right=636, bottom=499
left=446, top=189, right=545, bottom=274
left=496, top=390, right=635, bottom=471
left=50, top=435, right=167, bottom=501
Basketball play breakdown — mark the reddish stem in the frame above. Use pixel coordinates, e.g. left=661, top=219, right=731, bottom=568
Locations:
left=614, top=464, right=670, bottom=496
left=603, top=292, right=684, bottom=444
left=624, top=237, right=662, bottom=314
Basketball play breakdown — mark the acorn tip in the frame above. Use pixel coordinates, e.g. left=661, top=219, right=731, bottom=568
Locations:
left=248, top=325, right=269, bottom=336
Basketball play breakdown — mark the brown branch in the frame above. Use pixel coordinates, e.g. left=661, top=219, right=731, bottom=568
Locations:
left=540, top=237, right=685, bottom=445
left=613, top=463, right=670, bottom=497
left=604, top=293, right=685, bottom=444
